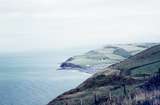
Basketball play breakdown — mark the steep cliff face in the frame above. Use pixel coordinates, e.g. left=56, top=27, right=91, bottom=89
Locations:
left=60, top=43, right=158, bottom=73
left=48, top=44, right=160, bottom=105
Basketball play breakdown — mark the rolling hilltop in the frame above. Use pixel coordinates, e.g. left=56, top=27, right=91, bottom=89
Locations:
left=48, top=44, right=160, bottom=105
left=60, top=43, right=158, bottom=73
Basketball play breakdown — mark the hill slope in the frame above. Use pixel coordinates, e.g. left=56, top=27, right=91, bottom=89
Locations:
left=60, top=43, right=158, bottom=73
left=48, top=44, right=160, bottom=105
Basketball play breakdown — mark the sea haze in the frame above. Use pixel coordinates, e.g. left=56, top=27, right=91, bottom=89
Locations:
left=0, top=49, right=91, bottom=105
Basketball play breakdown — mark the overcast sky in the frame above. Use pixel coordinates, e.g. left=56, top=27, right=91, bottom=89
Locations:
left=0, top=0, right=160, bottom=52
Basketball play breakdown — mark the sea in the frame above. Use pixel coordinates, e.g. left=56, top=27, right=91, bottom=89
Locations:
left=0, top=48, right=92, bottom=105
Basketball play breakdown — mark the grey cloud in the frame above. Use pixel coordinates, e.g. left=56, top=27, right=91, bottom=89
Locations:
left=0, top=0, right=160, bottom=52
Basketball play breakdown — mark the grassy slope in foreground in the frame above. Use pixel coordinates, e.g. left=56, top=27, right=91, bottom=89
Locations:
left=48, top=44, right=160, bottom=105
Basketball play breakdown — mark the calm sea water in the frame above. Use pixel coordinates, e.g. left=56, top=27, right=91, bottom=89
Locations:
left=0, top=49, right=91, bottom=105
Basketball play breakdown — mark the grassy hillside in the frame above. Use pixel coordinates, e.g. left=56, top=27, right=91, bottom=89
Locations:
left=109, top=44, right=160, bottom=76
left=60, top=43, right=158, bottom=73
left=48, top=44, right=160, bottom=105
